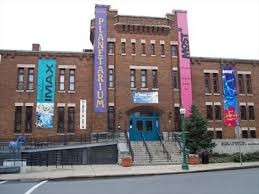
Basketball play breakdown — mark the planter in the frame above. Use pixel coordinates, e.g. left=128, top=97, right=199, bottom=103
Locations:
left=188, top=154, right=200, bottom=165
left=121, top=157, right=132, bottom=167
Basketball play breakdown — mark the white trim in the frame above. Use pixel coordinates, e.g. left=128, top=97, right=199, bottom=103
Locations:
left=249, top=127, right=256, bottom=131
left=239, top=102, right=246, bottom=106
left=247, top=102, right=254, bottom=106
left=214, top=102, right=221, bottom=105
left=170, top=41, right=178, bottom=45
left=131, top=39, right=136, bottom=43
left=24, top=180, right=48, bottom=194
left=141, top=39, right=146, bottom=43
left=15, top=102, right=23, bottom=106
left=174, top=103, right=180, bottom=107
left=121, top=53, right=126, bottom=56
left=237, top=71, right=251, bottom=75
left=215, top=128, right=223, bottom=131
left=108, top=102, right=115, bottom=106
left=129, top=65, right=158, bottom=70
left=68, top=91, right=76, bottom=94
left=203, top=69, right=219, bottom=73
left=108, top=65, right=114, bottom=69
left=17, top=64, right=35, bottom=68
left=121, top=38, right=126, bottom=42
left=160, top=40, right=165, bottom=44
left=150, top=40, right=156, bottom=44
left=58, top=65, right=76, bottom=69
left=25, top=103, right=34, bottom=106
left=57, top=103, right=66, bottom=107
left=205, top=102, right=213, bottom=105
left=0, top=54, right=1, bottom=64
left=172, top=67, right=178, bottom=71
left=107, top=38, right=116, bottom=42
left=140, top=88, right=149, bottom=91
left=141, top=54, right=146, bottom=57
left=207, top=128, right=214, bottom=131
left=67, top=103, right=76, bottom=107
left=241, top=127, right=248, bottom=131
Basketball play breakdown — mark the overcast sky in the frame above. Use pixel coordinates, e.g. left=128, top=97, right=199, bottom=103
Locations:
left=0, top=0, right=258, bottom=59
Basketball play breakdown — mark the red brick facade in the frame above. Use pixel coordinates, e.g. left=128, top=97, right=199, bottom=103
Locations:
left=0, top=5, right=258, bottom=140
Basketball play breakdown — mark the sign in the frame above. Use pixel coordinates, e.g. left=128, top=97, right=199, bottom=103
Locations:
left=176, top=11, right=193, bottom=117
left=222, top=66, right=239, bottom=126
left=132, top=91, right=158, bottom=104
left=36, top=58, right=56, bottom=128
left=94, top=5, right=107, bottom=112
left=80, top=100, right=87, bottom=129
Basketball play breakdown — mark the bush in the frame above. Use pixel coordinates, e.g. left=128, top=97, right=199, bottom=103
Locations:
left=210, top=152, right=259, bottom=163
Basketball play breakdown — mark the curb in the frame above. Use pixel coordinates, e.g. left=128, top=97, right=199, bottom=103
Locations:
left=3, top=164, right=259, bottom=182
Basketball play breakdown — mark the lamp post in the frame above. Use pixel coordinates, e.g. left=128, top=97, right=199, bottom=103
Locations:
left=180, top=107, right=189, bottom=170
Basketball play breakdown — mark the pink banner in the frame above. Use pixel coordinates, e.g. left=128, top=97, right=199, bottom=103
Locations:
left=176, top=11, right=193, bottom=117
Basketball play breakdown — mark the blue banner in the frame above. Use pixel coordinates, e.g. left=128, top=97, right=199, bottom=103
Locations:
left=132, top=91, right=158, bottom=104
left=222, top=66, right=239, bottom=126
left=36, top=58, right=56, bottom=128
left=93, top=5, right=107, bottom=112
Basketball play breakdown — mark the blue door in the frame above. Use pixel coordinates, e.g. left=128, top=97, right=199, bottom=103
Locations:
left=129, top=112, right=160, bottom=141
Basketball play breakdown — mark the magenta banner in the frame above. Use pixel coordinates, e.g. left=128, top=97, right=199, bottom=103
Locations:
left=94, top=5, right=107, bottom=112
left=176, top=11, right=193, bottom=117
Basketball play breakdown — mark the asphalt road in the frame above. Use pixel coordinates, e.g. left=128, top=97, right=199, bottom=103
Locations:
left=1, top=168, right=259, bottom=194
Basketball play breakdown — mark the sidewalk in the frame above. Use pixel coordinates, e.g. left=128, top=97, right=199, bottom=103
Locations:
left=1, top=162, right=259, bottom=181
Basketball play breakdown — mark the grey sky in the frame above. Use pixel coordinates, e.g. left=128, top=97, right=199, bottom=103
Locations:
left=0, top=0, right=258, bottom=59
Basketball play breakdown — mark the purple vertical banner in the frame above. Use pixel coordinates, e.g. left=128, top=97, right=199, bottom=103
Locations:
left=94, top=5, right=107, bottom=112
left=222, top=66, right=239, bottom=126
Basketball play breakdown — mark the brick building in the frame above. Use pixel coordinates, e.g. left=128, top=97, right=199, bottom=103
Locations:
left=0, top=5, right=258, bottom=141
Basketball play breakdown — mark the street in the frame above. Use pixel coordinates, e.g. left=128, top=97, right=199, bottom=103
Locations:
left=1, top=168, right=259, bottom=194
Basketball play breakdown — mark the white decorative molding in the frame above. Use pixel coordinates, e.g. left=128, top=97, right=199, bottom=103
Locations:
left=58, top=65, right=76, bottom=69
left=25, top=103, right=34, bottom=106
left=17, top=64, right=35, bottom=68
left=129, top=65, right=158, bottom=70
left=170, top=41, right=178, bottom=45
left=237, top=71, right=251, bottom=75
left=214, top=102, right=221, bottom=105
left=150, top=40, right=156, bottom=44
left=205, top=102, right=213, bottom=105
left=247, top=102, right=254, bottom=106
left=108, top=65, right=114, bottom=69
left=160, top=40, right=165, bottom=44
left=57, top=103, right=66, bottom=107
left=215, top=128, right=223, bottom=131
left=121, top=38, right=126, bottom=42
left=67, top=103, right=76, bottom=107
left=249, top=127, right=256, bottom=131
left=239, top=102, right=247, bottom=106
left=241, top=127, right=248, bottom=131
left=107, top=38, right=116, bottom=42
left=15, top=102, right=24, bottom=106
left=141, top=39, right=146, bottom=43
left=174, top=103, right=180, bottom=107
left=203, top=69, right=219, bottom=73
left=108, top=102, right=115, bottom=106
left=131, top=39, right=136, bottom=43
left=172, top=67, right=178, bottom=71
left=207, top=128, right=214, bottom=131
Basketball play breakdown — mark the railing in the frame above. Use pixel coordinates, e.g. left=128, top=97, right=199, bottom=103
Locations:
left=157, top=131, right=171, bottom=161
left=140, top=133, right=152, bottom=163
left=172, top=132, right=184, bottom=153
left=124, top=130, right=134, bottom=161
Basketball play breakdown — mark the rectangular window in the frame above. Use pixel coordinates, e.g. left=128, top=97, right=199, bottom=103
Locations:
left=69, top=69, right=75, bottom=91
left=17, top=68, right=24, bottom=90
left=248, top=106, right=255, bottom=120
left=216, top=131, right=222, bottom=139
left=215, top=105, right=221, bottom=120
left=240, top=106, right=247, bottom=120
left=141, top=43, right=146, bottom=55
left=121, top=42, right=126, bottom=54
left=204, top=73, right=211, bottom=93
left=57, top=107, right=65, bottom=133
left=132, top=43, right=136, bottom=54
left=174, top=107, right=181, bottom=131
left=160, top=44, right=165, bottom=55
left=108, top=106, right=115, bottom=131
left=172, top=70, right=179, bottom=89
left=151, top=44, right=155, bottom=55
left=25, top=106, right=33, bottom=133
left=130, top=69, right=136, bottom=88
left=246, top=74, right=252, bottom=94
left=152, top=70, right=158, bottom=88
left=171, top=45, right=178, bottom=57
left=212, top=73, right=219, bottom=93
left=27, top=68, right=34, bottom=90
left=68, top=107, right=75, bottom=133
left=250, top=130, right=256, bottom=138
left=108, top=69, right=114, bottom=88
left=108, top=42, right=114, bottom=54
left=206, top=105, right=213, bottom=120
left=14, top=106, right=22, bottom=133
left=141, top=70, right=147, bottom=88
left=238, top=74, right=244, bottom=94
left=59, top=69, right=65, bottom=91
left=242, top=130, right=248, bottom=138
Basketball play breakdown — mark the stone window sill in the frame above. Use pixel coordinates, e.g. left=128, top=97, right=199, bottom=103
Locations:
left=151, top=55, right=156, bottom=57
left=68, top=91, right=76, bottom=94
left=140, top=88, right=149, bottom=91
left=108, top=53, right=114, bottom=56
left=205, top=93, right=212, bottom=96
left=173, top=88, right=179, bottom=91
left=141, top=54, right=146, bottom=56
left=108, top=87, right=115, bottom=90
left=214, top=93, right=220, bottom=95
left=131, top=54, right=136, bottom=56
left=58, top=90, right=66, bottom=93
left=16, top=90, right=24, bottom=93
left=152, top=88, right=159, bottom=91
left=161, top=55, right=166, bottom=58
left=121, top=53, right=126, bottom=56
left=26, top=90, right=34, bottom=93
left=172, top=56, right=178, bottom=58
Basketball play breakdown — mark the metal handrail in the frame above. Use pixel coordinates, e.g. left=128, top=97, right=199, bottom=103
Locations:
left=140, top=133, right=152, bottom=162
left=157, top=131, right=171, bottom=161
left=172, top=132, right=183, bottom=153
left=124, top=130, right=134, bottom=161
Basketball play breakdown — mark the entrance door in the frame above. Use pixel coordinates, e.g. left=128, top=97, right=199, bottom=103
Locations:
left=129, top=112, right=160, bottom=141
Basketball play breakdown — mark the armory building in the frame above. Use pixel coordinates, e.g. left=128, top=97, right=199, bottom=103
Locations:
left=0, top=5, right=258, bottom=141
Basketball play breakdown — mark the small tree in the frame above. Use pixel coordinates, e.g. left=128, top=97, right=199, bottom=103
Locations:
left=186, top=105, right=216, bottom=154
